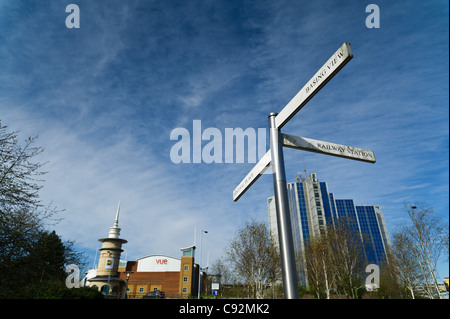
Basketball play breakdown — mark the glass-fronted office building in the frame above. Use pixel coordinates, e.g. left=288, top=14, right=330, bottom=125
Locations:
left=268, top=172, right=390, bottom=285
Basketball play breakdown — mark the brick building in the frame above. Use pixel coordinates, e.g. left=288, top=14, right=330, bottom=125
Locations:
left=118, top=246, right=201, bottom=299
left=86, top=204, right=204, bottom=298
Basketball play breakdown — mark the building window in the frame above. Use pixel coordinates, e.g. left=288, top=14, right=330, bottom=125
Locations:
left=184, top=265, right=189, bottom=271
left=139, top=287, right=144, bottom=293
left=184, top=277, right=188, bottom=282
left=183, top=288, right=187, bottom=293
left=182, top=248, right=193, bottom=256
left=101, top=285, right=110, bottom=294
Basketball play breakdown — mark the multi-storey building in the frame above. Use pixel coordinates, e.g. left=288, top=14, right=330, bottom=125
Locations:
left=86, top=205, right=203, bottom=298
left=268, top=172, right=390, bottom=285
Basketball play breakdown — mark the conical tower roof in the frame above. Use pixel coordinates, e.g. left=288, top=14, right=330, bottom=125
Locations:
left=99, top=201, right=127, bottom=244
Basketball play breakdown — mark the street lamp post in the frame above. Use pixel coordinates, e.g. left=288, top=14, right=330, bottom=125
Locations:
left=198, top=230, right=208, bottom=299
left=125, top=271, right=133, bottom=299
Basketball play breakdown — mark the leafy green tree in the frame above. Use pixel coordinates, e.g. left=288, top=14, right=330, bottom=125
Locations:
left=23, top=281, right=103, bottom=299
left=22, top=231, right=68, bottom=283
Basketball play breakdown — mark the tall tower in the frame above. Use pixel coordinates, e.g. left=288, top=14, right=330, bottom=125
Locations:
left=179, top=245, right=197, bottom=298
left=88, top=202, right=127, bottom=298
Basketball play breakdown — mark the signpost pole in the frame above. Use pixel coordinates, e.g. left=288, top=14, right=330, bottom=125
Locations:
left=268, top=112, right=299, bottom=299
left=233, top=43, right=374, bottom=299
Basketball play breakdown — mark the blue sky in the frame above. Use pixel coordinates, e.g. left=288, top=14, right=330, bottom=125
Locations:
left=1, top=1, right=448, bottom=277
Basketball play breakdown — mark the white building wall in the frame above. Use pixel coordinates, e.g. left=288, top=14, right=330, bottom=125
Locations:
left=137, top=255, right=181, bottom=272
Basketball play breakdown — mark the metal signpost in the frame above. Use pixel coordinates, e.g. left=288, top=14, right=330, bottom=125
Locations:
left=233, top=42, right=376, bottom=299
left=281, top=133, right=376, bottom=164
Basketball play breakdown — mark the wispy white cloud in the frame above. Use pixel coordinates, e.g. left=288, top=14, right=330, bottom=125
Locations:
left=0, top=0, right=447, bottom=275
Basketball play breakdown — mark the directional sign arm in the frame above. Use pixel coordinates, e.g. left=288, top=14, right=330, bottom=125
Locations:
left=275, top=42, right=353, bottom=129
left=233, top=150, right=272, bottom=202
left=281, top=133, right=376, bottom=163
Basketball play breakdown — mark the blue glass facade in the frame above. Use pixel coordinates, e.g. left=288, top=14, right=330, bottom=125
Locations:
left=287, top=182, right=310, bottom=254
left=335, top=199, right=358, bottom=222
left=268, top=172, right=390, bottom=276
left=296, top=183, right=310, bottom=243
left=356, top=206, right=387, bottom=265
left=320, top=182, right=336, bottom=226
left=329, top=193, right=338, bottom=225
left=335, top=199, right=361, bottom=234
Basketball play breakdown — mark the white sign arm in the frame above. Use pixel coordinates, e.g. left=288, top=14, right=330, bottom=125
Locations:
left=275, top=42, right=353, bottom=129
left=281, top=133, right=376, bottom=163
left=233, top=150, right=271, bottom=202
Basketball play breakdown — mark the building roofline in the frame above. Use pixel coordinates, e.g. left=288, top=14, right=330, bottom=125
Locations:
left=136, top=254, right=180, bottom=261
left=180, top=245, right=196, bottom=251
